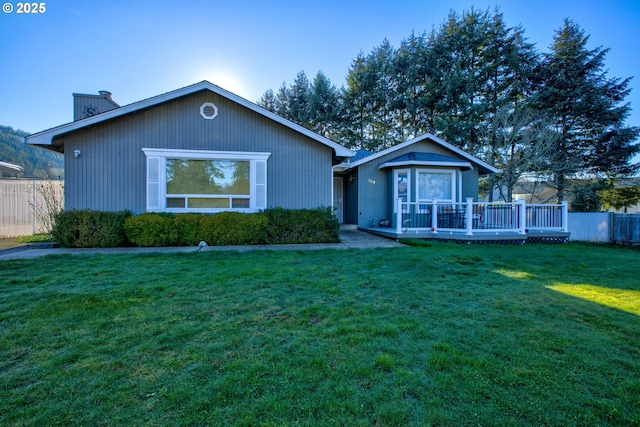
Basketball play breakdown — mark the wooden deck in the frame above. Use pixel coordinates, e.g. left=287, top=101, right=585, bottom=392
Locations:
left=366, top=199, right=571, bottom=244
left=361, top=227, right=570, bottom=244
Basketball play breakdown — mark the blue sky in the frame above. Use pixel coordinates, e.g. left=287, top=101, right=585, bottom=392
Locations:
left=1, top=0, right=639, bottom=144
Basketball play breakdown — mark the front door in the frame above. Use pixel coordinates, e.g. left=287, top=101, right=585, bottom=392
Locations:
left=333, top=177, right=344, bottom=223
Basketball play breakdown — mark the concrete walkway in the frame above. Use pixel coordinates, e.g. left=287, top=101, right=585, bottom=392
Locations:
left=0, top=226, right=404, bottom=260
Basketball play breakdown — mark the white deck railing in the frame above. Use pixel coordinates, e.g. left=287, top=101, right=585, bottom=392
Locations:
left=395, top=198, right=568, bottom=236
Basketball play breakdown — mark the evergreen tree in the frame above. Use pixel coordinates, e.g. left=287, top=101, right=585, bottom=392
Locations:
left=288, top=71, right=311, bottom=127
left=274, top=82, right=291, bottom=119
left=309, top=71, right=340, bottom=138
left=367, top=39, right=397, bottom=150
left=257, top=89, right=277, bottom=113
left=534, top=19, right=639, bottom=202
left=342, top=40, right=399, bottom=151
left=255, top=9, right=638, bottom=208
left=431, top=9, right=490, bottom=153
left=394, top=31, right=433, bottom=139
left=342, top=53, right=370, bottom=149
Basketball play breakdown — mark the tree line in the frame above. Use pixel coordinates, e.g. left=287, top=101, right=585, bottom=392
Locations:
left=0, top=125, right=63, bottom=178
left=258, top=8, right=639, bottom=207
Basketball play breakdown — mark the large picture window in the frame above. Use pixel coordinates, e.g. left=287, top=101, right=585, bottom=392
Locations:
left=417, top=170, right=456, bottom=202
left=143, top=149, right=270, bottom=212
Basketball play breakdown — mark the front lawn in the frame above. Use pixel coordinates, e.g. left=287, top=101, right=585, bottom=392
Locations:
left=1, top=243, right=639, bottom=425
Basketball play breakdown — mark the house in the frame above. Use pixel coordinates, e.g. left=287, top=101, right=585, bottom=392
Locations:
left=334, top=134, right=570, bottom=242
left=25, top=81, right=568, bottom=243
left=0, top=161, right=24, bottom=178
left=333, top=134, right=498, bottom=228
left=25, top=81, right=353, bottom=214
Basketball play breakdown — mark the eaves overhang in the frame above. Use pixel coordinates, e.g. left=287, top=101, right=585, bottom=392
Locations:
left=379, top=160, right=474, bottom=170
left=25, top=81, right=354, bottom=160
left=346, top=133, right=499, bottom=175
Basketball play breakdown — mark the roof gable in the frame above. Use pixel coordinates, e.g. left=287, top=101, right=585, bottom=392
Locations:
left=378, top=152, right=473, bottom=170
left=25, top=81, right=353, bottom=159
left=346, top=133, right=498, bottom=175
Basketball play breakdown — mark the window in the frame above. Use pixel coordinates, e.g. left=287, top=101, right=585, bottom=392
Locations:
left=393, top=169, right=410, bottom=213
left=143, top=148, right=270, bottom=212
left=417, top=170, right=456, bottom=202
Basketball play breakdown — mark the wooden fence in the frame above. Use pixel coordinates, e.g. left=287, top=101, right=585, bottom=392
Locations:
left=0, top=179, right=64, bottom=237
left=612, top=214, right=640, bottom=244
left=568, top=212, right=640, bottom=244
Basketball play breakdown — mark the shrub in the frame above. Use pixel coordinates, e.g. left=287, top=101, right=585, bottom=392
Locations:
left=124, top=212, right=268, bottom=247
left=173, top=213, right=204, bottom=246
left=199, top=212, right=268, bottom=246
left=52, top=210, right=131, bottom=248
left=67, top=207, right=337, bottom=248
left=265, top=207, right=339, bottom=244
left=124, top=213, right=179, bottom=247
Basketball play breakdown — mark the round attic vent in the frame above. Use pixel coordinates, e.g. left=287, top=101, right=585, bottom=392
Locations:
left=200, top=102, right=218, bottom=120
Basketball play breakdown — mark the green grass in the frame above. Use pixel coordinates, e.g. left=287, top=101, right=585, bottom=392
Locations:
left=13, top=233, right=55, bottom=243
left=1, top=242, right=639, bottom=426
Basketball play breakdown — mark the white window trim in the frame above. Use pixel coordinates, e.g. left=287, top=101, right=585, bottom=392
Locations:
left=142, top=148, right=270, bottom=213
left=416, top=168, right=457, bottom=204
left=393, top=168, right=411, bottom=213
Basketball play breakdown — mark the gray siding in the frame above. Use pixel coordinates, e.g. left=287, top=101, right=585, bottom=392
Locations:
left=460, top=169, right=480, bottom=200
left=61, top=90, right=333, bottom=213
left=73, top=94, right=119, bottom=121
left=356, top=158, right=389, bottom=228
left=355, top=140, right=482, bottom=228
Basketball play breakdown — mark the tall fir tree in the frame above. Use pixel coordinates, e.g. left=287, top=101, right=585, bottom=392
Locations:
left=534, top=19, right=639, bottom=202
left=367, top=39, right=397, bottom=150
left=257, top=89, right=277, bottom=113
left=255, top=9, right=638, bottom=208
left=275, top=82, right=291, bottom=119
left=343, top=52, right=372, bottom=149
left=394, top=31, right=435, bottom=140
left=288, top=71, right=312, bottom=127
left=309, top=71, right=341, bottom=138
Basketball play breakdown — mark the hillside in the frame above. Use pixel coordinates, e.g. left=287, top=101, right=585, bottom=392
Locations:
left=0, top=125, right=63, bottom=178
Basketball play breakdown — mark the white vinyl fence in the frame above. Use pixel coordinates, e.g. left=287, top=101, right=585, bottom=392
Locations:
left=0, top=179, right=64, bottom=237
left=568, top=212, right=640, bottom=244
left=568, top=213, right=612, bottom=243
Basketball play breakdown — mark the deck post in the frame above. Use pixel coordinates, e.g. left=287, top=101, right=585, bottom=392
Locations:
left=561, top=201, right=569, bottom=232
left=466, top=197, right=474, bottom=235
left=396, top=198, right=402, bottom=234
left=518, top=199, right=527, bottom=234
left=431, top=200, right=438, bottom=233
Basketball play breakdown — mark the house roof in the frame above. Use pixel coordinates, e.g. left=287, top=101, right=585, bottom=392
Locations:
left=344, top=133, right=499, bottom=175
left=378, top=152, right=473, bottom=170
left=351, top=149, right=374, bottom=162
left=25, top=81, right=353, bottom=160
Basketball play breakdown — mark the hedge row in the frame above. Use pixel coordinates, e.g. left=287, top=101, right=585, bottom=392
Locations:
left=52, top=208, right=339, bottom=248
left=123, top=212, right=269, bottom=247
left=265, top=207, right=339, bottom=244
left=52, top=210, right=131, bottom=248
